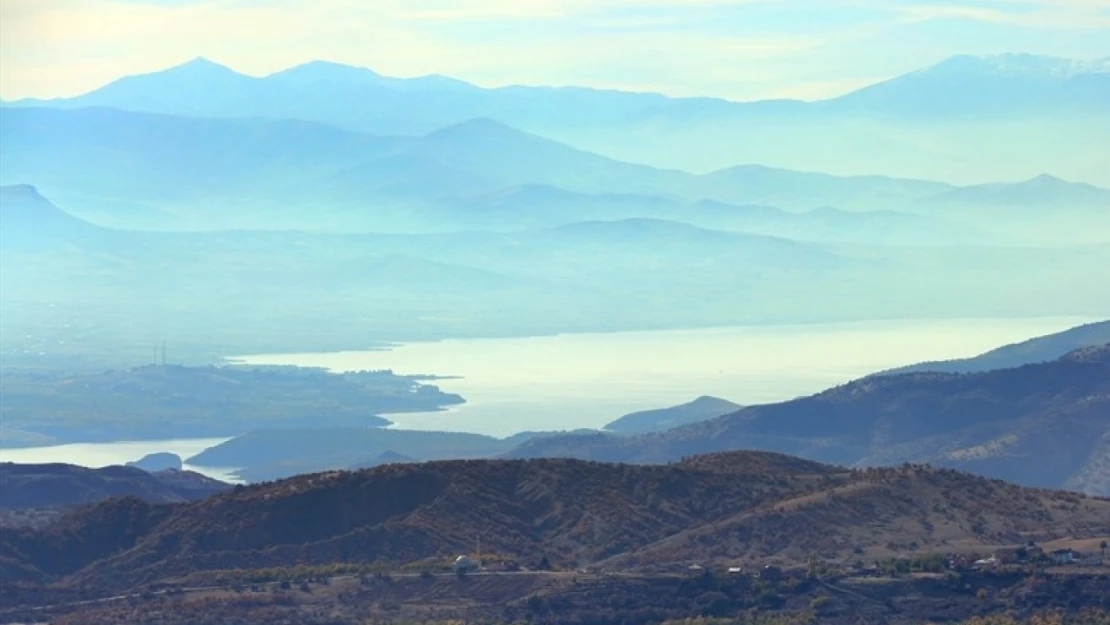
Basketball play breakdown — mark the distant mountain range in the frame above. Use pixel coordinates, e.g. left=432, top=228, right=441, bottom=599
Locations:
left=3, top=107, right=1106, bottom=244
left=6, top=54, right=1107, bottom=183
left=12, top=54, right=1106, bottom=129
left=508, top=345, right=1110, bottom=496
left=3, top=452, right=1109, bottom=604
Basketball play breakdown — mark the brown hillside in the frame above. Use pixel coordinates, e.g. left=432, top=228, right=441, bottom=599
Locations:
left=605, top=465, right=1110, bottom=569
left=1, top=454, right=833, bottom=595
left=3, top=451, right=1110, bottom=606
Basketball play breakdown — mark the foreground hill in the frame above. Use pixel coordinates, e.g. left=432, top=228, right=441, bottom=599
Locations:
left=882, top=320, right=1110, bottom=375
left=509, top=345, right=1110, bottom=496
left=2, top=452, right=1108, bottom=606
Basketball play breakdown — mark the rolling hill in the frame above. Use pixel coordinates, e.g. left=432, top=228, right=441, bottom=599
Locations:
left=2, top=452, right=1108, bottom=604
left=694, top=164, right=952, bottom=210
left=906, top=175, right=1110, bottom=243
left=432, top=185, right=988, bottom=244
left=3, top=188, right=1109, bottom=369
left=919, top=174, right=1110, bottom=209
left=508, top=345, right=1110, bottom=496
left=0, top=106, right=952, bottom=230
left=0, top=463, right=228, bottom=512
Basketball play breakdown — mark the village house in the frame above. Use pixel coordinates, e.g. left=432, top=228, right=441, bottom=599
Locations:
left=946, top=554, right=973, bottom=570
left=973, top=556, right=999, bottom=569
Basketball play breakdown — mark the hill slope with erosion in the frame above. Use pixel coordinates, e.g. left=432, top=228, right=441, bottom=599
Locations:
left=2, top=452, right=1108, bottom=607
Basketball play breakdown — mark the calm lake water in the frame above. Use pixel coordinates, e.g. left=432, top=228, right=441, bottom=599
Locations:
left=0, top=438, right=240, bottom=483
left=233, top=316, right=1095, bottom=437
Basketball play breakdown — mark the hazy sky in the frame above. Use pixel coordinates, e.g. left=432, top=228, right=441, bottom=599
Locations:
left=2, top=0, right=1108, bottom=101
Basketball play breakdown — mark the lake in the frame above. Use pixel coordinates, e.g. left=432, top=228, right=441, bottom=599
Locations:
left=233, top=316, right=1094, bottom=437
left=0, top=438, right=240, bottom=483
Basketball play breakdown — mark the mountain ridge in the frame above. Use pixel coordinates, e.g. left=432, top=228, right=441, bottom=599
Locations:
left=507, top=345, right=1110, bottom=495
left=8, top=53, right=1108, bottom=183
left=11, top=52, right=1105, bottom=110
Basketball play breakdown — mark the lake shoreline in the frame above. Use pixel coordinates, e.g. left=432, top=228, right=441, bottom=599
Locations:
left=0, top=437, right=243, bottom=483
left=227, top=314, right=1092, bottom=361
left=232, top=316, right=1095, bottom=437
left=3, top=316, right=1096, bottom=469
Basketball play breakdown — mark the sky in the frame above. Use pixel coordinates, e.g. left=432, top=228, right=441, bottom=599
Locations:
left=1, top=0, right=1108, bottom=102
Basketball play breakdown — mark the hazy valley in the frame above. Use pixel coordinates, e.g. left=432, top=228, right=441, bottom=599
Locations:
left=1, top=36, right=1109, bottom=625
